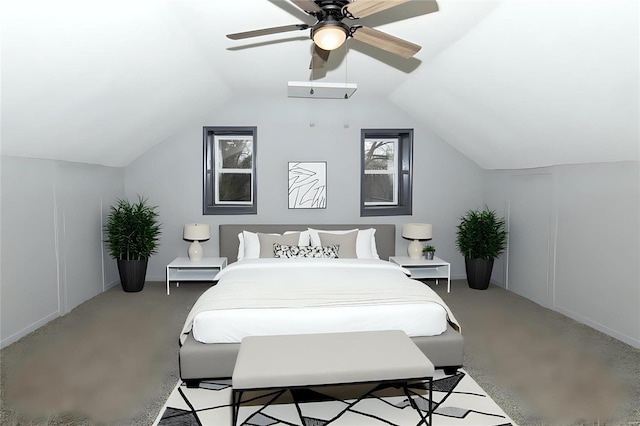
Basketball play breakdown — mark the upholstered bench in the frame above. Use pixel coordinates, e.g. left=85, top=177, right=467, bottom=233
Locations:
left=232, top=330, right=434, bottom=425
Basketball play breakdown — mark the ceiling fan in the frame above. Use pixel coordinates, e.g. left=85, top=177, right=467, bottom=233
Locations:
left=226, top=0, right=421, bottom=69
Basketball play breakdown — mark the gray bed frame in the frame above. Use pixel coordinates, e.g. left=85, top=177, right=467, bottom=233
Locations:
left=179, top=224, right=463, bottom=385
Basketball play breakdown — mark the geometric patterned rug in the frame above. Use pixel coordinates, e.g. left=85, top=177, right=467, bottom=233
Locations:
left=153, top=369, right=516, bottom=425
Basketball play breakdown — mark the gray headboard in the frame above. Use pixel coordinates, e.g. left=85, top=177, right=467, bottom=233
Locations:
left=220, top=224, right=396, bottom=263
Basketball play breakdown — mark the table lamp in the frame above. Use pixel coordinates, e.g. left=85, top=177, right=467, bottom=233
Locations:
left=183, top=223, right=210, bottom=261
left=402, top=223, right=433, bottom=259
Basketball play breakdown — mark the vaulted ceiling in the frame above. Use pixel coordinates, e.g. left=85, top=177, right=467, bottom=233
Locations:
left=1, top=0, right=638, bottom=169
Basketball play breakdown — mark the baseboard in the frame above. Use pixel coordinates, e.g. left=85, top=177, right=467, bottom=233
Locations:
left=554, top=304, right=640, bottom=349
left=0, top=310, right=60, bottom=349
left=104, top=279, right=119, bottom=291
left=489, top=278, right=506, bottom=288
left=146, top=274, right=165, bottom=282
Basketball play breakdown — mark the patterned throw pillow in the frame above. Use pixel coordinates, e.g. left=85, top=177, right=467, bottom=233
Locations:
left=273, top=244, right=340, bottom=259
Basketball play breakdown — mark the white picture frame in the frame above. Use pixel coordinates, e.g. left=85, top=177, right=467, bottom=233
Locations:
left=288, top=161, right=327, bottom=209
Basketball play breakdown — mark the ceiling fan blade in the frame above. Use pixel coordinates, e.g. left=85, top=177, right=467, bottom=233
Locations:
left=344, top=0, right=410, bottom=19
left=309, top=45, right=330, bottom=69
left=290, top=0, right=322, bottom=13
left=351, top=25, right=421, bottom=58
left=227, top=24, right=309, bottom=40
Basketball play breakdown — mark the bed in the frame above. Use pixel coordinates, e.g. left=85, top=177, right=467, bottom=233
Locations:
left=179, top=224, right=464, bottom=386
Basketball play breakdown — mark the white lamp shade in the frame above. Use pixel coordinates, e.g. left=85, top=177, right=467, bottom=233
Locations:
left=402, top=223, right=433, bottom=240
left=183, top=223, right=210, bottom=241
left=313, top=26, right=347, bottom=50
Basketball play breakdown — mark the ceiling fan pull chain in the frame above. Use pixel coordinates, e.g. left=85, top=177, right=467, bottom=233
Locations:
left=310, top=54, right=315, bottom=95
left=344, top=40, right=349, bottom=99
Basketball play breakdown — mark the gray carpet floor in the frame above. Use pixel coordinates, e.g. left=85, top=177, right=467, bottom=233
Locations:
left=1, top=279, right=639, bottom=425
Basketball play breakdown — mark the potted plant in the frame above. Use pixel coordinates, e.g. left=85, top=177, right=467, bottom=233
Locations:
left=105, top=196, right=161, bottom=292
left=422, top=245, right=436, bottom=260
left=456, top=207, right=507, bottom=290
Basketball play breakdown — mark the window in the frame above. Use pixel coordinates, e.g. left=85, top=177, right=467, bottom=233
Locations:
left=203, top=126, right=257, bottom=215
left=360, top=129, right=413, bottom=216
left=363, top=138, right=398, bottom=206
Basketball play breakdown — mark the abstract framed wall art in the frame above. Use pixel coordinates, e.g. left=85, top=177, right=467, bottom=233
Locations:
left=288, top=161, right=327, bottom=209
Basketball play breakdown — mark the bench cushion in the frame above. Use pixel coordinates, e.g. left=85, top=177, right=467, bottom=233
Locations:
left=232, top=330, right=434, bottom=390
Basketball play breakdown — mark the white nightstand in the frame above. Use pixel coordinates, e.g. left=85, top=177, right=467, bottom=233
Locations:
left=166, top=257, right=227, bottom=295
left=389, top=256, right=451, bottom=293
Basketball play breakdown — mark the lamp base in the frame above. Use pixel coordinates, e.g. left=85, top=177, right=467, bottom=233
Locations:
left=407, top=240, right=423, bottom=259
left=188, top=241, right=204, bottom=261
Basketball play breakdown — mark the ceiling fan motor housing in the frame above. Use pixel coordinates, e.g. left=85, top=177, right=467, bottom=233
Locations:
left=310, top=0, right=351, bottom=22
left=313, top=0, right=351, bottom=13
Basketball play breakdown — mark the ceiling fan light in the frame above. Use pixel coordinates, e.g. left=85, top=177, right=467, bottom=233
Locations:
left=313, top=25, right=347, bottom=51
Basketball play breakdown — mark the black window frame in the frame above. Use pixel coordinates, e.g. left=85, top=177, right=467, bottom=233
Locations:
left=203, top=126, right=257, bottom=215
left=360, top=128, right=413, bottom=217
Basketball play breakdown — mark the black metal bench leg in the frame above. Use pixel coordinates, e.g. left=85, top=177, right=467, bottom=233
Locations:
left=429, top=378, right=433, bottom=426
left=232, top=389, right=243, bottom=426
left=403, top=382, right=429, bottom=425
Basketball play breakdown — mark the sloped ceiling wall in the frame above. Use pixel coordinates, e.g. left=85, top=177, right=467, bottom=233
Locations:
left=1, top=0, right=234, bottom=166
left=1, top=0, right=638, bottom=169
left=391, top=0, right=639, bottom=169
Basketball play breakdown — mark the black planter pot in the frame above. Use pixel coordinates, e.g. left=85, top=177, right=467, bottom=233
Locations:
left=117, top=259, right=148, bottom=292
left=465, top=257, right=494, bottom=290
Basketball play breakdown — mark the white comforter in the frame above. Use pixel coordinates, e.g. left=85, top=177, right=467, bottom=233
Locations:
left=180, top=258, right=460, bottom=344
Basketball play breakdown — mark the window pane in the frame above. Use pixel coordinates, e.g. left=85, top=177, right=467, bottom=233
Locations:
left=364, top=139, right=395, bottom=171
left=219, top=138, right=252, bottom=169
left=361, top=129, right=412, bottom=216
left=218, top=173, right=252, bottom=202
left=364, top=174, right=394, bottom=204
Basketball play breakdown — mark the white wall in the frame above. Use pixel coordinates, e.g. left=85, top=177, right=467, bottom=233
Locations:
left=124, top=94, right=485, bottom=281
left=0, top=156, right=124, bottom=348
left=484, top=161, right=640, bottom=349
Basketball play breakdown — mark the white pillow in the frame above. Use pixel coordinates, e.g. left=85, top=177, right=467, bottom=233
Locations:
left=237, top=230, right=310, bottom=260
left=359, top=228, right=380, bottom=259
left=291, top=230, right=311, bottom=247
left=237, top=232, right=245, bottom=260
left=307, top=228, right=379, bottom=259
left=241, top=230, right=262, bottom=259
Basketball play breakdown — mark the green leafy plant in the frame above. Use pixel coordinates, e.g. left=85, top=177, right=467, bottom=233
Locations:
left=105, top=196, right=161, bottom=260
left=456, top=207, right=507, bottom=260
left=422, top=245, right=436, bottom=253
